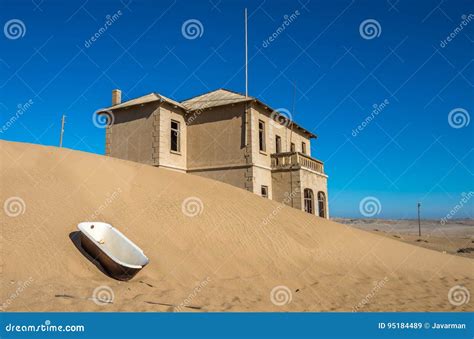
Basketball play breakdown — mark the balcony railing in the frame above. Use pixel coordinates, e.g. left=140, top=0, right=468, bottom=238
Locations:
left=271, top=152, right=325, bottom=174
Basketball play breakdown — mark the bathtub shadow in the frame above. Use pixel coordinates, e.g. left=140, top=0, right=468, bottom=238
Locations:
left=69, top=231, right=114, bottom=279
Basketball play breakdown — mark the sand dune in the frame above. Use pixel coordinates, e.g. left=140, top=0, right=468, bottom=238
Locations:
left=1, top=140, right=472, bottom=312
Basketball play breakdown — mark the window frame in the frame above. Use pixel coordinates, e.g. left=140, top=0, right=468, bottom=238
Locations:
left=258, top=120, right=266, bottom=153
left=275, top=135, right=282, bottom=153
left=290, top=142, right=295, bottom=152
left=317, top=191, right=327, bottom=218
left=170, top=119, right=181, bottom=153
left=304, top=188, right=314, bottom=214
left=261, top=185, right=269, bottom=198
left=301, top=142, right=307, bottom=155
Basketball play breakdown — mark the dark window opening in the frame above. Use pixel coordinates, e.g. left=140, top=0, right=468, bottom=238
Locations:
left=171, top=120, right=180, bottom=153
left=318, top=191, right=327, bottom=218
left=275, top=135, right=282, bottom=153
left=261, top=185, right=268, bottom=198
left=259, top=120, right=266, bottom=152
left=304, top=188, right=314, bottom=214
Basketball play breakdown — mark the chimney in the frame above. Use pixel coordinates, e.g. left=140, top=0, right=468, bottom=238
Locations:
left=112, top=89, right=122, bottom=106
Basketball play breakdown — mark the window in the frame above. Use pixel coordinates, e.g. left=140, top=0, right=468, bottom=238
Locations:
left=261, top=185, right=268, bottom=198
left=290, top=142, right=295, bottom=152
left=301, top=142, right=307, bottom=155
left=304, top=189, right=314, bottom=214
left=258, top=120, right=266, bottom=152
left=170, top=120, right=180, bottom=153
left=318, top=192, right=327, bottom=218
left=275, top=135, right=282, bottom=153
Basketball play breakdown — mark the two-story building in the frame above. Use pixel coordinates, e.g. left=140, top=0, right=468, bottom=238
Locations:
left=98, top=88, right=329, bottom=218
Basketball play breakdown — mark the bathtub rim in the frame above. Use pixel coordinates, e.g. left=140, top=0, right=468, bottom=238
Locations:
left=77, top=222, right=149, bottom=270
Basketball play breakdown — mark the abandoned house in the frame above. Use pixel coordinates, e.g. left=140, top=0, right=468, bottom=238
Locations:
left=97, top=88, right=329, bottom=218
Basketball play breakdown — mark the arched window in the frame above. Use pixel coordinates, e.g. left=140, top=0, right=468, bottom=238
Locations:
left=303, top=189, right=314, bottom=214
left=318, top=191, right=327, bottom=218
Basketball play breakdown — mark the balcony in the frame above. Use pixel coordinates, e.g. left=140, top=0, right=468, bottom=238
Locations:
left=271, top=152, right=325, bottom=174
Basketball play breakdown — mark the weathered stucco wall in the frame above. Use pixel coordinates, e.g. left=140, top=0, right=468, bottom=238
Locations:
left=186, top=103, right=248, bottom=169
left=252, top=166, right=273, bottom=199
left=190, top=166, right=250, bottom=191
left=271, top=169, right=302, bottom=210
left=107, top=104, right=158, bottom=165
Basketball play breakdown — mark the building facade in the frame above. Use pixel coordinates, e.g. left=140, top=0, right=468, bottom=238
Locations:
left=99, top=88, right=329, bottom=218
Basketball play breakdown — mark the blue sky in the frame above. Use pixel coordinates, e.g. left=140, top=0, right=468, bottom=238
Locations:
left=1, top=0, right=473, bottom=219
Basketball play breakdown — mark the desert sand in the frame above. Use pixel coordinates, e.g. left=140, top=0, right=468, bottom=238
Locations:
left=335, top=218, right=474, bottom=259
left=1, top=140, right=472, bottom=312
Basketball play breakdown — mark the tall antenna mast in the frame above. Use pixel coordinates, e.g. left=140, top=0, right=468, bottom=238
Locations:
left=289, top=81, right=296, bottom=151
left=245, top=8, right=248, bottom=97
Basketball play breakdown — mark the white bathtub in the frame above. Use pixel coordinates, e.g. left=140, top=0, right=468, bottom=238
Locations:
left=77, top=222, right=149, bottom=280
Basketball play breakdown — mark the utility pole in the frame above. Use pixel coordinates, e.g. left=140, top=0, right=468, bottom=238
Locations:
left=59, top=114, right=66, bottom=148
left=417, top=202, right=421, bottom=237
